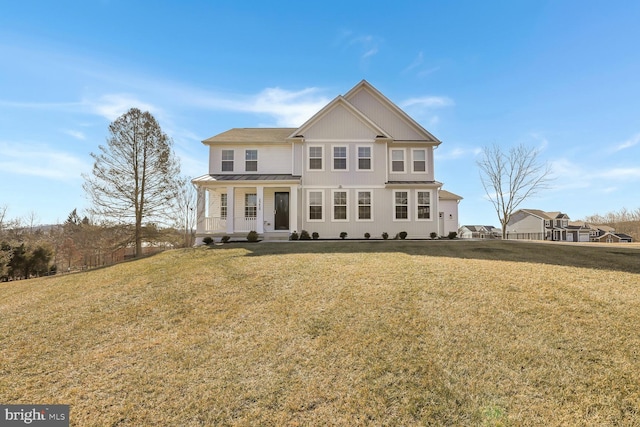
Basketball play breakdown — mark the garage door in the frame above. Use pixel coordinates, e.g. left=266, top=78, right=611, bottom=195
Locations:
left=579, top=234, right=590, bottom=242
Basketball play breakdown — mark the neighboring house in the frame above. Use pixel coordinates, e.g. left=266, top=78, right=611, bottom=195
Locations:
left=570, top=221, right=633, bottom=243
left=505, top=209, right=591, bottom=242
left=192, top=80, right=462, bottom=242
left=592, top=232, right=633, bottom=243
left=458, top=225, right=501, bottom=239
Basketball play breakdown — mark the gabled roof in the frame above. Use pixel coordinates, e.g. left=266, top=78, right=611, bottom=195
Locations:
left=518, top=209, right=570, bottom=221
left=289, top=95, right=391, bottom=140
left=344, top=80, right=441, bottom=144
left=203, top=128, right=295, bottom=145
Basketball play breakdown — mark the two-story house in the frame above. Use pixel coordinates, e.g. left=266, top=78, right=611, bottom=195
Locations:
left=506, top=209, right=592, bottom=242
left=192, top=80, right=462, bottom=242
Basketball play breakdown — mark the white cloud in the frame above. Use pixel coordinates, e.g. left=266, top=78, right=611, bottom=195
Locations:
left=597, top=167, right=640, bottom=180
left=0, top=141, right=89, bottom=181
left=86, top=94, right=160, bottom=121
left=401, top=96, right=454, bottom=109
left=613, top=133, right=640, bottom=152
left=435, top=146, right=482, bottom=161
left=64, top=129, right=86, bottom=140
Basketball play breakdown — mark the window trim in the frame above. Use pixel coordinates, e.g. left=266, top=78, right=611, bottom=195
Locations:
left=307, top=190, right=324, bottom=222
left=393, top=190, right=410, bottom=221
left=331, top=145, right=349, bottom=172
left=356, top=190, right=373, bottom=222
left=331, top=189, right=349, bottom=222
left=308, top=145, right=324, bottom=171
left=356, top=145, right=373, bottom=171
left=221, top=149, right=234, bottom=172
left=390, top=149, right=406, bottom=173
left=245, top=149, right=258, bottom=172
left=415, top=190, right=432, bottom=221
left=220, top=193, right=227, bottom=219
left=245, top=193, right=257, bottom=218
left=411, top=149, right=427, bottom=173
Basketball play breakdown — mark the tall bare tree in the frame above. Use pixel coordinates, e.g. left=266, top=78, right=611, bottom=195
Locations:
left=477, top=144, right=553, bottom=239
left=171, top=176, right=197, bottom=247
left=83, top=108, right=180, bottom=257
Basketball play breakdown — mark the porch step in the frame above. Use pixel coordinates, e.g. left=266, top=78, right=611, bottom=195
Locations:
left=262, top=232, right=291, bottom=241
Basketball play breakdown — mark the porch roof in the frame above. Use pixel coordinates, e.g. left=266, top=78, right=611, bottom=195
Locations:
left=192, top=174, right=301, bottom=184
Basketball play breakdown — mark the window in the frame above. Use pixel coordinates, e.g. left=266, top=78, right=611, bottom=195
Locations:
left=332, top=190, right=348, bottom=221
left=545, top=220, right=550, bottom=227
left=309, top=146, right=323, bottom=170
left=308, top=191, right=323, bottom=221
left=394, top=191, right=408, bottom=220
left=245, top=149, right=257, bottom=171
left=221, top=150, right=234, bottom=172
left=417, top=191, right=430, bottom=220
left=357, top=191, right=372, bottom=221
left=412, top=149, right=426, bottom=172
left=391, top=149, right=405, bottom=172
left=245, top=194, right=257, bottom=218
left=220, top=193, right=227, bottom=219
left=333, top=146, right=347, bottom=170
left=357, top=146, right=372, bottom=170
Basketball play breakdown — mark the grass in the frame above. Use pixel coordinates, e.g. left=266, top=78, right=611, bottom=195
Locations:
left=1, top=240, right=639, bottom=426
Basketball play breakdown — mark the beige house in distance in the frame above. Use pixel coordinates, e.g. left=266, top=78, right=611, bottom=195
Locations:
left=192, top=80, right=462, bottom=242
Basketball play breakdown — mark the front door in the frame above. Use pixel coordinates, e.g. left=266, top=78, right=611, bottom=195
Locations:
left=274, top=192, right=289, bottom=230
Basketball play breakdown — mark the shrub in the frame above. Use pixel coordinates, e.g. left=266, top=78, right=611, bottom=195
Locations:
left=340, top=232, right=348, bottom=240
left=382, top=232, right=389, bottom=240
left=399, top=231, right=408, bottom=240
left=300, top=230, right=311, bottom=240
left=221, top=235, right=230, bottom=243
left=202, top=237, right=213, bottom=245
left=364, top=232, right=370, bottom=239
left=290, top=231, right=299, bottom=241
left=247, top=230, right=259, bottom=242
left=430, top=232, right=438, bottom=239
left=312, top=232, right=319, bottom=240
left=448, top=231, right=458, bottom=239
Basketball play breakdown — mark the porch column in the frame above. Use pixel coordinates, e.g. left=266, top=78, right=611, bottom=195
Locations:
left=196, top=186, right=206, bottom=234
left=226, top=186, right=235, bottom=234
left=256, top=186, right=264, bottom=233
left=289, top=185, right=298, bottom=232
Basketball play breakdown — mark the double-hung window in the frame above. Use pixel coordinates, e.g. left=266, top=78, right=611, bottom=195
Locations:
left=221, top=150, right=234, bottom=172
left=416, top=191, right=431, bottom=220
left=357, top=146, right=372, bottom=170
left=220, top=194, right=227, bottom=219
left=245, top=194, right=257, bottom=218
left=412, top=149, right=426, bottom=172
left=332, top=190, right=348, bottom=221
left=308, top=191, right=323, bottom=221
left=245, top=149, right=257, bottom=171
left=309, top=146, right=323, bottom=170
left=391, top=149, right=405, bottom=172
left=333, top=146, right=347, bottom=170
left=394, top=191, right=409, bottom=220
left=357, top=191, right=372, bottom=221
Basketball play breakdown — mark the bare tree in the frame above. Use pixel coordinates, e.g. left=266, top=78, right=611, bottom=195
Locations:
left=477, top=144, right=553, bottom=239
left=171, top=176, right=197, bottom=247
left=83, top=108, right=181, bottom=257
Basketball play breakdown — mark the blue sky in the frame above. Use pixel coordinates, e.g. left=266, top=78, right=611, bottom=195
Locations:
left=2, top=1, right=640, bottom=227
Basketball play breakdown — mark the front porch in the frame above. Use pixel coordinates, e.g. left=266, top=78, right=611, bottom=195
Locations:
left=194, top=175, right=300, bottom=239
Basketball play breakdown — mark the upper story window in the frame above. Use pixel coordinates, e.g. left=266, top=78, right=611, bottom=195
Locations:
left=309, top=146, right=323, bottom=170
left=545, top=220, right=550, bottom=227
left=333, top=146, right=347, bottom=171
left=357, top=146, right=372, bottom=170
left=221, top=150, right=234, bottom=172
left=391, top=149, right=405, bottom=172
left=245, top=150, right=257, bottom=172
left=412, top=149, right=426, bottom=172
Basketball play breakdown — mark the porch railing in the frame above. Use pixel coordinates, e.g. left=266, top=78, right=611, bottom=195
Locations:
left=202, top=216, right=257, bottom=233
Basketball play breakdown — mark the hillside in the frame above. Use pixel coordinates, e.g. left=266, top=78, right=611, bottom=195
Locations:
left=1, top=241, right=639, bottom=425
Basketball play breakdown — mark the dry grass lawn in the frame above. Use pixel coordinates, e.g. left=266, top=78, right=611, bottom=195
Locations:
left=1, top=240, right=639, bottom=426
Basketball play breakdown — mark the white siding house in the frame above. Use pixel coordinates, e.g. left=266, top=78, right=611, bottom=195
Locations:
left=193, top=80, right=462, bottom=241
